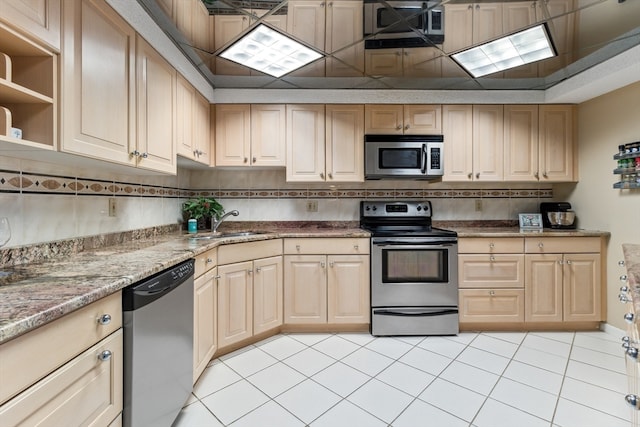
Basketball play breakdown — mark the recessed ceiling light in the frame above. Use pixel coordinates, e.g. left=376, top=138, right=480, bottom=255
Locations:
left=451, top=24, right=556, bottom=78
left=218, top=23, right=324, bottom=78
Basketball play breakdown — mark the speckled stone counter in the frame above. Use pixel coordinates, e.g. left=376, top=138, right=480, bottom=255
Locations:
left=623, top=244, right=640, bottom=314
left=446, top=226, right=610, bottom=238
left=0, top=223, right=368, bottom=344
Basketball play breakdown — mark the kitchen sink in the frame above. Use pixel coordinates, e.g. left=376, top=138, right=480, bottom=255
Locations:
left=186, top=231, right=267, bottom=240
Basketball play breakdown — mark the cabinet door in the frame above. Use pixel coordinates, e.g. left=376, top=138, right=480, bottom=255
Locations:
left=525, top=254, right=563, bottom=322
left=325, top=104, right=364, bottom=182
left=364, top=104, right=403, bottom=134
left=286, top=0, right=325, bottom=76
left=253, top=256, right=284, bottom=335
left=193, top=91, right=211, bottom=165
left=286, top=104, right=326, bottom=182
left=443, top=4, right=473, bottom=53
left=327, top=255, right=369, bottom=324
left=215, top=104, right=251, bottom=166
left=218, top=261, right=253, bottom=349
left=538, top=0, right=575, bottom=76
left=473, top=3, right=503, bottom=45
left=176, top=74, right=195, bottom=159
left=136, top=36, right=177, bottom=174
left=174, top=0, right=193, bottom=42
left=284, top=255, right=327, bottom=324
left=0, top=0, right=60, bottom=50
left=325, top=0, right=364, bottom=76
left=563, top=253, right=601, bottom=322
left=403, top=47, right=442, bottom=78
left=473, top=105, right=503, bottom=181
left=213, top=15, right=250, bottom=75
left=404, top=105, right=442, bottom=135
left=442, top=105, right=473, bottom=181
left=192, top=0, right=211, bottom=61
left=194, top=268, right=217, bottom=383
left=504, top=105, right=539, bottom=181
left=251, top=104, right=286, bottom=166
left=459, top=289, right=524, bottom=323
left=365, top=49, right=403, bottom=77
left=61, top=0, right=136, bottom=166
left=0, top=330, right=122, bottom=427
left=539, top=105, right=575, bottom=182
left=502, top=2, right=538, bottom=78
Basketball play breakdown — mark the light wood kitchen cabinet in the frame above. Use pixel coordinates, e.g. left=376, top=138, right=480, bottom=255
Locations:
left=504, top=105, right=539, bottom=181
left=443, top=3, right=503, bottom=54
left=213, top=15, right=250, bottom=75
left=0, top=0, right=60, bottom=51
left=365, top=104, right=442, bottom=135
left=525, top=237, right=602, bottom=323
left=365, top=47, right=442, bottom=78
left=538, top=105, right=576, bottom=182
left=283, top=238, right=370, bottom=326
left=443, top=105, right=502, bottom=181
left=325, top=104, right=365, bottom=182
left=217, top=240, right=283, bottom=350
left=193, top=247, right=218, bottom=383
left=458, top=237, right=525, bottom=324
left=135, top=35, right=177, bottom=174
left=0, top=292, right=122, bottom=424
left=177, top=76, right=210, bottom=165
left=61, top=0, right=136, bottom=166
left=215, top=104, right=286, bottom=167
left=287, top=0, right=364, bottom=77
left=286, top=104, right=324, bottom=181
left=538, top=0, right=575, bottom=76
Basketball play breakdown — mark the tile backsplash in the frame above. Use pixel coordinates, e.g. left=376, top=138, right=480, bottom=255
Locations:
left=0, top=161, right=553, bottom=248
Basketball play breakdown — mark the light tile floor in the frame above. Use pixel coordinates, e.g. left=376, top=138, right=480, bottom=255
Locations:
left=174, top=330, right=632, bottom=427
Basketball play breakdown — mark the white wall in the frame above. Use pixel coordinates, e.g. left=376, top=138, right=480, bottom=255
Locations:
left=556, top=81, right=640, bottom=329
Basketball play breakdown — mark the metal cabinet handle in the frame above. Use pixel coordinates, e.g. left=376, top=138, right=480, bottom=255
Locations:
left=354, top=245, right=359, bottom=250
left=489, top=290, right=495, bottom=296
left=621, top=275, right=628, bottom=281
left=626, top=394, right=640, bottom=410
left=252, top=157, right=257, bottom=163
left=628, top=347, right=639, bottom=359
left=247, top=269, right=252, bottom=275
left=396, top=124, right=402, bottom=129
left=543, top=172, right=548, bottom=178
left=321, top=262, right=326, bottom=268
left=140, top=152, right=148, bottom=158
left=566, top=260, right=572, bottom=265
left=467, top=173, right=472, bottom=179
left=244, top=157, right=248, bottom=163
left=97, top=314, right=111, bottom=325
left=328, top=173, right=333, bottom=179
left=538, top=242, right=544, bottom=248
left=206, top=257, right=213, bottom=264
left=619, top=260, right=626, bottom=266
left=296, top=245, right=301, bottom=252
left=624, top=312, right=635, bottom=323
left=329, top=261, right=334, bottom=267
left=320, top=172, right=325, bottom=179
left=320, top=1, right=325, bottom=7
left=490, top=256, right=495, bottom=261
left=489, top=243, right=495, bottom=248
left=476, top=172, right=480, bottom=179
left=214, top=275, right=221, bottom=280
left=620, top=294, right=631, bottom=303
left=405, top=124, right=410, bottom=130
left=534, top=171, right=539, bottom=179
left=621, top=286, right=630, bottom=292
left=131, top=150, right=140, bottom=157
left=256, top=267, right=261, bottom=273
left=98, top=350, right=112, bottom=362
left=558, top=260, right=564, bottom=265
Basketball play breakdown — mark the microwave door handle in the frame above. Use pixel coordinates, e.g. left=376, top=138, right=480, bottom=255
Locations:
left=421, top=144, right=428, bottom=174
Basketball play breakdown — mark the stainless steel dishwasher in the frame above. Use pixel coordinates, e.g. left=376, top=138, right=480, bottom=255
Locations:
left=122, top=259, right=194, bottom=427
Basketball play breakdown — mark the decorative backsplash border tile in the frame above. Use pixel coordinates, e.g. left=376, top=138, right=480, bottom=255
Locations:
left=0, top=169, right=553, bottom=199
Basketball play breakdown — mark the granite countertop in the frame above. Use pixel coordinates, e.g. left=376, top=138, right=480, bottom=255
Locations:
left=623, top=244, right=640, bottom=315
left=0, top=224, right=368, bottom=344
left=0, top=222, right=610, bottom=345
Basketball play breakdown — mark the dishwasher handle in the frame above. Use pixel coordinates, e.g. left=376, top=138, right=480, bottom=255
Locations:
left=123, top=259, right=194, bottom=311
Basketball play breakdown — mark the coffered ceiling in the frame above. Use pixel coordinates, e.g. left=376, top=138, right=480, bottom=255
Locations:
left=136, top=0, right=640, bottom=94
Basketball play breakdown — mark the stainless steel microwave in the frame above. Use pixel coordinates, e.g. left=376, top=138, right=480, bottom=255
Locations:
left=364, top=1, right=444, bottom=49
left=365, top=135, right=444, bottom=180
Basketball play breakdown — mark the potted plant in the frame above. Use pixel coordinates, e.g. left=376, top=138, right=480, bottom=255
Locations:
left=182, top=197, right=225, bottom=230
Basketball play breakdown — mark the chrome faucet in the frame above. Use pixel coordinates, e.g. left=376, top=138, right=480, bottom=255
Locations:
left=212, top=210, right=239, bottom=232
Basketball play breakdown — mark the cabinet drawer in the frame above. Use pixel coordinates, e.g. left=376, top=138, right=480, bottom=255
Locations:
left=284, top=238, right=369, bottom=255
left=458, top=254, right=524, bottom=289
left=0, top=329, right=123, bottom=427
left=195, top=247, right=217, bottom=277
left=459, top=289, right=524, bottom=323
left=458, top=237, right=524, bottom=254
left=218, top=239, right=282, bottom=265
left=524, top=237, right=601, bottom=254
left=0, top=292, right=122, bottom=405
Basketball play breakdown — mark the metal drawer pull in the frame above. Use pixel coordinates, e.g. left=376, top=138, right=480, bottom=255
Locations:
left=627, top=347, right=639, bottom=359
left=626, top=394, right=640, bottom=410
left=296, top=245, right=301, bottom=252
left=256, top=267, right=261, bottom=273
left=97, top=314, right=111, bottom=325
left=354, top=245, right=359, bottom=250
left=206, top=258, right=213, bottom=264
left=624, top=312, right=635, bottom=323
left=489, top=290, right=495, bottom=296
left=620, top=294, right=630, bottom=303
left=538, top=242, right=544, bottom=248
left=621, top=275, right=628, bottom=281
left=98, top=350, right=112, bottom=362
left=621, top=286, right=630, bottom=292
left=490, top=256, right=495, bottom=261
left=247, top=269, right=252, bottom=275
left=619, top=260, right=626, bottom=266
left=489, top=243, right=494, bottom=248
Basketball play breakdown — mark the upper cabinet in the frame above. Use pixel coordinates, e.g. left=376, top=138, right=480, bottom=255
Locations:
left=287, top=0, right=364, bottom=77
left=443, top=3, right=503, bottom=54
left=0, top=0, right=61, bottom=51
left=61, top=0, right=176, bottom=174
left=215, top=104, right=286, bottom=167
left=365, top=105, right=442, bottom=135
left=286, top=104, right=364, bottom=183
left=365, top=47, right=442, bottom=78
left=177, top=75, right=211, bottom=165
left=0, top=21, right=56, bottom=150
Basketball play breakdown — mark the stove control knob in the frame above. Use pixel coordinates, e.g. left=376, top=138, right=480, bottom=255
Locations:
left=372, top=206, right=377, bottom=211
left=417, top=206, right=422, bottom=211
left=365, top=206, right=370, bottom=211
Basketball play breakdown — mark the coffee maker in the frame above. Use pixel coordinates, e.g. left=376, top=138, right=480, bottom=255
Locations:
left=540, top=202, right=577, bottom=229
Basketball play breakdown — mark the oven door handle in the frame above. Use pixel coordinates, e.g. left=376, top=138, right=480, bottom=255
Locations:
left=421, top=144, right=428, bottom=174
left=372, top=240, right=456, bottom=247
left=374, top=308, right=459, bottom=317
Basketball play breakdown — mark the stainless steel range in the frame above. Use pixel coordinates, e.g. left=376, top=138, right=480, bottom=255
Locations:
left=360, top=200, right=458, bottom=336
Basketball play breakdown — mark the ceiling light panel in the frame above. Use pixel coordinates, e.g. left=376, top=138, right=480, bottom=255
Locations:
left=219, top=24, right=323, bottom=78
left=452, top=24, right=555, bottom=78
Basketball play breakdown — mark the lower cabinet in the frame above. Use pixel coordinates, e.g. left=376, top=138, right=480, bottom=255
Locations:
left=194, top=266, right=218, bottom=383
left=458, top=236, right=604, bottom=328
left=0, top=292, right=123, bottom=426
left=283, top=238, right=370, bottom=326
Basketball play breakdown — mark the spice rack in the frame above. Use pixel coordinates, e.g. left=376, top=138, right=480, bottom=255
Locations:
left=613, top=142, right=640, bottom=189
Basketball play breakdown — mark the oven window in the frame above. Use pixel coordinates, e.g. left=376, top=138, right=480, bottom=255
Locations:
left=382, top=248, right=448, bottom=283
left=377, top=7, right=425, bottom=33
left=379, top=148, right=421, bottom=169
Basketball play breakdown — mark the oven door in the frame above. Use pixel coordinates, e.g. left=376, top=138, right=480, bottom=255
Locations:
left=371, top=237, right=458, bottom=307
